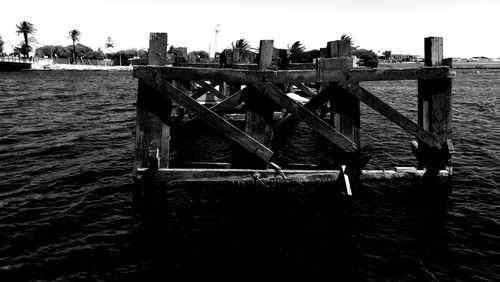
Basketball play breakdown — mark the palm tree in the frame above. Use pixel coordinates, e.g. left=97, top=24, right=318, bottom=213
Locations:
left=231, top=39, right=254, bottom=62
left=288, top=41, right=306, bottom=54
left=68, top=29, right=81, bottom=64
left=16, top=21, right=36, bottom=58
left=288, top=41, right=306, bottom=63
left=340, top=34, right=359, bottom=53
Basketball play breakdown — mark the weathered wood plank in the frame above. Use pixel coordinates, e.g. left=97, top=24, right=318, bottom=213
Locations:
left=253, top=82, right=357, bottom=153
left=259, top=40, right=274, bottom=70
left=139, top=72, right=273, bottom=163
left=244, top=41, right=275, bottom=150
left=196, top=80, right=228, bottom=100
left=148, top=33, right=169, bottom=65
left=134, top=66, right=451, bottom=83
left=339, top=81, right=443, bottom=149
left=135, top=168, right=450, bottom=183
left=134, top=32, right=171, bottom=172
left=430, top=79, right=452, bottom=140
left=350, top=67, right=452, bottom=81
left=287, top=63, right=316, bottom=70
left=273, top=87, right=332, bottom=131
left=329, top=84, right=360, bottom=146
left=425, top=37, right=443, bottom=67
left=190, top=81, right=219, bottom=100
left=180, top=90, right=244, bottom=129
left=239, top=41, right=276, bottom=168
left=322, top=51, right=360, bottom=150
left=292, top=82, right=316, bottom=97
left=417, top=37, right=452, bottom=171
left=210, top=90, right=243, bottom=112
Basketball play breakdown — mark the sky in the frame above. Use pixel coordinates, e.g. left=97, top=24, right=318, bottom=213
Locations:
left=1, top=0, right=499, bottom=58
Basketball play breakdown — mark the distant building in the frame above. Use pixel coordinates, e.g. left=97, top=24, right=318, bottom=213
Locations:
left=389, top=54, right=419, bottom=63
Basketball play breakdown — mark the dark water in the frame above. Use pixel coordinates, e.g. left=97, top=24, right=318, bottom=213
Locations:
left=0, top=70, right=498, bottom=280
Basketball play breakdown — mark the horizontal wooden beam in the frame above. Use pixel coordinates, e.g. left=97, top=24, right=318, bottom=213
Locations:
left=134, top=66, right=452, bottom=84
left=253, top=82, right=357, bottom=153
left=135, top=167, right=450, bottom=183
left=339, top=81, right=444, bottom=149
left=139, top=71, right=273, bottom=163
left=287, top=63, right=316, bottom=70
left=350, top=67, right=453, bottom=81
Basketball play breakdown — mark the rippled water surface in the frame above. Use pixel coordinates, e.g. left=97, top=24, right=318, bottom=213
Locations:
left=0, top=70, right=498, bottom=281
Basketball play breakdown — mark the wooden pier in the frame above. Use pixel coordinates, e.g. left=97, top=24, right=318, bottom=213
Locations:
left=132, top=33, right=453, bottom=189
left=0, top=57, right=32, bottom=71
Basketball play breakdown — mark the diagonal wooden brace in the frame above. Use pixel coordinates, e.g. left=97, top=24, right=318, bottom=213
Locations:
left=252, top=82, right=357, bottom=153
left=181, top=90, right=243, bottom=128
left=339, top=80, right=445, bottom=150
left=196, top=80, right=228, bottom=100
left=139, top=71, right=273, bottom=163
left=273, top=86, right=332, bottom=131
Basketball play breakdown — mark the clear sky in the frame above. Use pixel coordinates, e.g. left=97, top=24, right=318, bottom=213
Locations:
left=1, top=0, right=498, bottom=58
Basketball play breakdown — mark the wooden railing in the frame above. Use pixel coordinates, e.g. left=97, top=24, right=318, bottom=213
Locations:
left=0, top=56, right=33, bottom=63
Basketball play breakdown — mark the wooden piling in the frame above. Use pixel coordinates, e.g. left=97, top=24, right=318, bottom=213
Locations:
left=134, top=33, right=172, bottom=172
left=324, top=40, right=361, bottom=169
left=417, top=37, right=452, bottom=170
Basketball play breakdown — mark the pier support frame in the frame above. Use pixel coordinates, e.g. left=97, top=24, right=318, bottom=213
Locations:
left=132, top=33, right=454, bottom=185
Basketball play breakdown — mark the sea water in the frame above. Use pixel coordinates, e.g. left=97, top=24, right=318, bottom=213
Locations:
left=0, top=70, right=498, bottom=280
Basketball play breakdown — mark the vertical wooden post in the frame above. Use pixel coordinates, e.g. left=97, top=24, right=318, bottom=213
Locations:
left=326, top=40, right=360, bottom=147
left=417, top=37, right=452, bottom=170
left=228, top=48, right=242, bottom=94
left=320, top=40, right=361, bottom=173
left=245, top=40, right=274, bottom=148
left=134, top=32, right=172, bottom=173
left=258, top=40, right=274, bottom=70
left=232, top=48, right=240, bottom=64
left=239, top=40, right=275, bottom=168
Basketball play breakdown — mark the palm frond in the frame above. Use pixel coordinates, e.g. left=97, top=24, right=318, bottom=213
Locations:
left=16, top=21, right=36, bottom=35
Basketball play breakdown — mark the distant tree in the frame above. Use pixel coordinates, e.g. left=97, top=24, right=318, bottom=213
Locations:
left=16, top=21, right=36, bottom=57
left=14, top=45, right=32, bottom=57
left=340, top=34, right=359, bottom=53
left=36, top=45, right=70, bottom=58
left=288, top=41, right=305, bottom=54
left=383, top=50, right=392, bottom=60
left=35, top=45, right=54, bottom=57
left=232, top=38, right=251, bottom=51
left=54, top=45, right=71, bottom=58
left=85, top=49, right=105, bottom=60
left=288, top=41, right=306, bottom=63
left=65, top=43, right=94, bottom=59
left=137, top=49, right=148, bottom=58
left=167, top=45, right=182, bottom=57
left=12, top=47, right=22, bottom=57
left=190, top=50, right=209, bottom=59
left=0, top=35, right=4, bottom=55
left=68, top=29, right=81, bottom=64
left=231, top=38, right=255, bottom=62
left=352, top=49, right=379, bottom=68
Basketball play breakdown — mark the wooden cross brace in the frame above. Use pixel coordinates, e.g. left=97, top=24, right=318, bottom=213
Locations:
left=138, top=71, right=273, bottom=163
left=251, top=82, right=357, bottom=153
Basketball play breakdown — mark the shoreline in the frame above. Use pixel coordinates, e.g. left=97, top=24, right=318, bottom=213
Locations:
left=30, top=64, right=133, bottom=71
